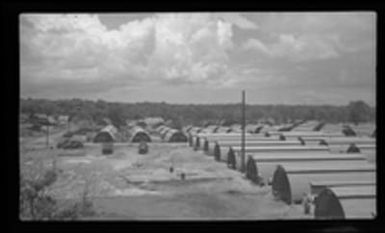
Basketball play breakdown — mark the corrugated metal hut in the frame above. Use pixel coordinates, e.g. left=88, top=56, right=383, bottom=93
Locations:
left=321, top=123, right=344, bottom=134
left=93, top=125, right=117, bottom=143
left=348, top=123, right=376, bottom=137
left=130, top=126, right=152, bottom=143
left=292, top=121, right=324, bottom=132
left=159, top=126, right=171, bottom=139
left=271, top=162, right=375, bottom=205
left=246, top=152, right=368, bottom=185
left=164, top=129, right=188, bottom=142
left=228, top=145, right=330, bottom=171
left=314, top=185, right=376, bottom=219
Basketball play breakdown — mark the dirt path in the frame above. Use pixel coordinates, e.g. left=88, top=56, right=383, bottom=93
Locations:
left=41, top=143, right=309, bottom=220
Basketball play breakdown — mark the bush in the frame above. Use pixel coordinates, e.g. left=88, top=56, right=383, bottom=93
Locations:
left=20, top=168, right=95, bottom=220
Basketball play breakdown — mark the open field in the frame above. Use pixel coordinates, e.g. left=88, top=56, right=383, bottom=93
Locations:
left=19, top=131, right=312, bottom=220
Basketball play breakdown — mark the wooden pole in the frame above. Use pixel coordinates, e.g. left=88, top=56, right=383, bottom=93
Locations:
left=241, top=90, right=246, bottom=172
left=46, top=123, right=49, bottom=147
left=67, top=120, right=70, bottom=132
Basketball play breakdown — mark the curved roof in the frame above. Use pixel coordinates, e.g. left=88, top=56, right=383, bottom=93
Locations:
left=184, top=125, right=193, bottom=133
left=156, top=125, right=167, bottom=132
left=93, top=125, right=117, bottom=143
left=164, top=129, right=187, bottom=142
left=160, top=127, right=171, bottom=137
left=130, top=126, right=152, bottom=142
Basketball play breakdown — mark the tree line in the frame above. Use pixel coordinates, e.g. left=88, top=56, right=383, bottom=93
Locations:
left=20, top=98, right=376, bottom=128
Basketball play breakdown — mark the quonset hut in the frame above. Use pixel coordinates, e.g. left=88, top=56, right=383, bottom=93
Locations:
left=314, top=185, right=376, bottom=219
left=93, top=125, right=117, bottom=143
left=130, top=126, right=152, bottom=143
left=164, top=129, right=188, bottom=142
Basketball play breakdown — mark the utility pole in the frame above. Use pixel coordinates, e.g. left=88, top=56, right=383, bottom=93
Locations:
left=46, top=115, right=50, bottom=148
left=46, top=123, right=49, bottom=147
left=67, top=117, right=70, bottom=132
left=241, top=90, right=246, bottom=173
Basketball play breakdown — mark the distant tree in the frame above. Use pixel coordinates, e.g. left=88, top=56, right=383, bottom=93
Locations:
left=347, top=101, right=372, bottom=125
left=19, top=98, right=375, bottom=127
left=169, top=117, right=183, bottom=130
left=107, top=105, right=126, bottom=127
left=133, top=114, right=143, bottom=120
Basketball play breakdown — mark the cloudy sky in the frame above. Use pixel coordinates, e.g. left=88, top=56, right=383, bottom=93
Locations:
left=20, top=12, right=376, bottom=106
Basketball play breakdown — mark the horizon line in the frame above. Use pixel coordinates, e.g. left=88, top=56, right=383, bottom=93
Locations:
left=20, top=97, right=376, bottom=108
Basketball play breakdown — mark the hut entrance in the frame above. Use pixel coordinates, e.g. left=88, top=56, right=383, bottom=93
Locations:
left=314, top=188, right=345, bottom=219
left=132, top=132, right=151, bottom=143
left=214, top=144, right=221, bottom=161
left=168, top=131, right=188, bottom=142
left=227, top=148, right=236, bottom=169
left=93, top=132, right=114, bottom=143
left=272, top=165, right=292, bottom=205
left=347, top=144, right=360, bottom=153
left=246, top=157, right=259, bottom=184
left=194, top=137, right=200, bottom=150
left=203, top=140, right=209, bottom=151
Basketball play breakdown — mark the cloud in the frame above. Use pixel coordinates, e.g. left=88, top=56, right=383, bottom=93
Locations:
left=20, top=13, right=375, bottom=105
left=243, top=38, right=270, bottom=54
left=242, top=12, right=374, bottom=62
left=216, top=13, right=258, bottom=30
left=243, top=34, right=339, bottom=62
left=146, top=13, right=233, bottom=85
left=20, top=13, right=240, bottom=97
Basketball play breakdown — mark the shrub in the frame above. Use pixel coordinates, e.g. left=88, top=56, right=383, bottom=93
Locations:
left=20, top=167, right=95, bottom=220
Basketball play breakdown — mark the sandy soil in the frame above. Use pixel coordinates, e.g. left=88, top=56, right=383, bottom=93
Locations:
left=20, top=133, right=313, bottom=220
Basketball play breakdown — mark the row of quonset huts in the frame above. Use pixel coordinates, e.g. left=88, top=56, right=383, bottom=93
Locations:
left=185, top=120, right=376, bottom=219
left=90, top=124, right=188, bottom=143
